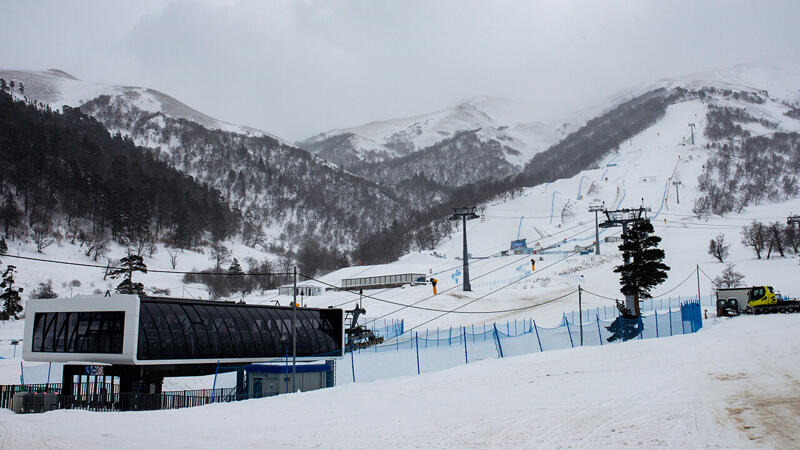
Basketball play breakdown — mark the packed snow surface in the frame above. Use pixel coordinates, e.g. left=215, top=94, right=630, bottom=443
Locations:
left=1, top=315, right=798, bottom=448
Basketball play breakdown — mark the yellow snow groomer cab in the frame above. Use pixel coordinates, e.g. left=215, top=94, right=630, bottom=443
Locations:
left=748, top=286, right=777, bottom=307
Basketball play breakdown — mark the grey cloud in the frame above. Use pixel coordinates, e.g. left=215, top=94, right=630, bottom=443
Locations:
left=2, top=0, right=800, bottom=140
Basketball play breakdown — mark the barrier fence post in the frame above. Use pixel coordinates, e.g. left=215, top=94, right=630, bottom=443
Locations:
left=638, top=316, right=644, bottom=340
left=415, top=333, right=420, bottom=375
left=472, top=324, right=475, bottom=342
left=565, top=319, right=575, bottom=348
left=349, top=342, right=356, bottom=383
left=619, top=312, right=625, bottom=342
left=533, top=320, right=543, bottom=352
left=425, top=329, right=428, bottom=348
left=681, top=304, right=686, bottom=334
left=449, top=326, right=453, bottom=346
left=463, top=326, right=468, bottom=364
left=655, top=310, right=659, bottom=337
left=596, top=314, right=603, bottom=345
left=211, top=360, right=220, bottom=402
left=437, top=328, right=440, bottom=347
left=493, top=324, right=504, bottom=358
left=668, top=307, right=673, bottom=336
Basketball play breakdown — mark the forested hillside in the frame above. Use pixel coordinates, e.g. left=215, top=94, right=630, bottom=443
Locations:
left=0, top=91, right=236, bottom=251
left=80, top=95, right=405, bottom=251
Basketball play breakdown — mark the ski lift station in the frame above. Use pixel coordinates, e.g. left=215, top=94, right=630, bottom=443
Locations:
left=277, top=284, right=323, bottom=297
left=22, top=295, right=345, bottom=401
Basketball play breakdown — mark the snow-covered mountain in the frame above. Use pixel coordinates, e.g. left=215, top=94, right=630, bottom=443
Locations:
left=0, top=69, right=405, bottom=253
left=298, top=96, right=572, bottom=171
left=0, top=68, right=279, bottom=139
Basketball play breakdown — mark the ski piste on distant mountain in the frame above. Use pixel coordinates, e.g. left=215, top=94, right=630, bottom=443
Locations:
left=0, top=68, right=281, bottom=140
left=353, top=64, right=800, bottom=264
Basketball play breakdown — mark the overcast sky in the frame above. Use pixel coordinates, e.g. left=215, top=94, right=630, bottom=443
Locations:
left=2, top=0, right=800, bottom=140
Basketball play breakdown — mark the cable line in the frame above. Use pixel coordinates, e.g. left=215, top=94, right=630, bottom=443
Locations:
left=360, top=224, right=597, bottom=320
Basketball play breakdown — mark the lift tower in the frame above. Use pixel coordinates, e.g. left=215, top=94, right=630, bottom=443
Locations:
left=450, top=206, right=480, bottom=291
left=599, top=207, right=650, bottom=313
left=588, top=203, right=604, bottom=255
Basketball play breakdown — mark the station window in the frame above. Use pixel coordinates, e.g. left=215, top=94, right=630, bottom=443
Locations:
left=31, top=311, right=125, bottom=354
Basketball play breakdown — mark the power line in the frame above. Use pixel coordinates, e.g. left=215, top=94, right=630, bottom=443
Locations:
left=330, top=220, right=595, bottom=309
left=0, top=253, right=294, bottom=277
left=580, top=266, right=699, bottom=302
left=361, top=224, right=598, bottom=321
left=649, top=267, right=699, bottom=298
left=698, top=266, right=721, bottom=288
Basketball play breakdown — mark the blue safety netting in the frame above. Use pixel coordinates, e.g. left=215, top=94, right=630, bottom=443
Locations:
left=564, top=294, right=716, bottom=324
left=338, top=301, right=703, bottom=385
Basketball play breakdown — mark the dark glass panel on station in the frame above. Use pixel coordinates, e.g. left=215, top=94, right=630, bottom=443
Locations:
left=137, top=298, right=342, bottom=360
left=31, top=312, right=125, bottom=354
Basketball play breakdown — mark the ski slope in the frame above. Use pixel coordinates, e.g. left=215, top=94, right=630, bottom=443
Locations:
left=1, top=315, right=798, bottom=448
left=291, top=96, right=800, bottom=332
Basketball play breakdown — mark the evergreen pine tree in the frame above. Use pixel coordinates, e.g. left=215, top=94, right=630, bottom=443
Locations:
left=0, top=237, right=7, bottom=255
left=108, top=252, right=148, bottom=295
left=228, top=258, right=245, bottom=293
left=613, top=219, right=670, bottom=317
left=0, top=265, right=24, bottom=320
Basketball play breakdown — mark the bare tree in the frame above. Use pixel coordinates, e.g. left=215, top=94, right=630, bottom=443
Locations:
left=208, top=243, right=231, bottom=270
left=714, top=264, right=745, bottom=288
left=167, top=248, right=179, bottom=269
left=784, top=223, right=800, bottom=254
left=708, top=234, right=729, bottom=263
left=766, top=222, right=786, bottom=258
left=741, top=221, right=767, bottom=259
left=30, top=223, right=56, bottom=253
left=83, top=233, right=110, bottom=261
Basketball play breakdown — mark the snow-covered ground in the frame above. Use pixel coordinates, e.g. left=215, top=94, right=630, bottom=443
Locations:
left=1, top=315, right=798, bottom=448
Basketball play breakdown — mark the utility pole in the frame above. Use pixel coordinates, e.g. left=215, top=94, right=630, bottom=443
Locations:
left=292, top=265, right=297, bottom=392
left=578, top=285, right=583, bottom=346
left=688, top=123, right=696, bottom=145
left=696, top=264, right=701, bottom=303
left=672, top=180, right=682, bottom=204
left=599, top=207, right=650, bottom=315
left=589, top=203, right=604, bottom=255
left=788, top=216, right=800, bottom=264
left=450, top=206, right=480, bottom=291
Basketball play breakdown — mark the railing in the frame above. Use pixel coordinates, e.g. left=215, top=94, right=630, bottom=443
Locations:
left=0, top=384, right=276, bottom=412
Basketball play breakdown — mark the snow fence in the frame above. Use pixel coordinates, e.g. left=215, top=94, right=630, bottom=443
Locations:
left=338, top=301, right=703, bottom=385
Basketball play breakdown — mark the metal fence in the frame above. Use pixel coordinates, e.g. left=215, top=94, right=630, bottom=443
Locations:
left=339, top=301, right=703, bottom=385
left=0, top=383, right=275, bottom=412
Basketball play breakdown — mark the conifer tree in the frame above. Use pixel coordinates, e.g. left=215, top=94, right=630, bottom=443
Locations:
left=613, top=219, right=670, bottom=317
left=228, top=258, right=245, bottom=293
left=0, top=265, right=23, bottom=320
left=0, top=237, right=7, bottom=255
left=108, top=252, right=148, bottom=295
